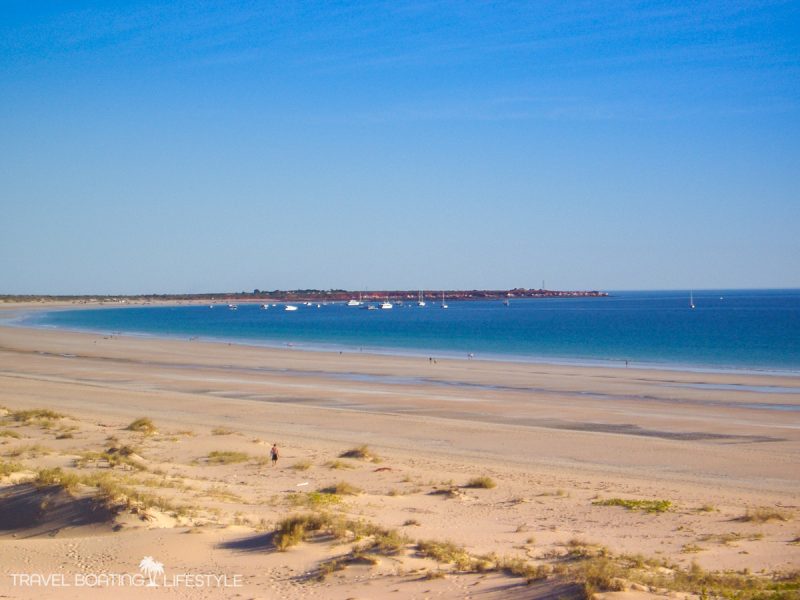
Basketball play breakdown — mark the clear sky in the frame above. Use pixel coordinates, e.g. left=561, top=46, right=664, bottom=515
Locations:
left=1, top=1, right=798, bottom=294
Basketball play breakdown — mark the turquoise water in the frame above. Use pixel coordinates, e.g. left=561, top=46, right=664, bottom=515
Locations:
left=19, top=290, right=800, bottom=373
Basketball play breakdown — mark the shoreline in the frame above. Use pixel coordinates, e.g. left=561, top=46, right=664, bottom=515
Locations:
left=5, top=301, right=800, bottom=378
left=1, top=313, right=799, bottom=597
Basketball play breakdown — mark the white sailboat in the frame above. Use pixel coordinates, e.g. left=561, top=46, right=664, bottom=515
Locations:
left=441, top=291, right=448, bottom=309
left=689, top=290, right=695, bottom=310
left=417, top=291, right=426, bottom=307
left=284, top=305, right=298, bottom=311
left=347, top=292, right=363, bottom=306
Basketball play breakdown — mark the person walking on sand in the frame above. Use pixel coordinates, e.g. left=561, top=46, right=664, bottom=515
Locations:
left=270, top=443, right=279, bottom=467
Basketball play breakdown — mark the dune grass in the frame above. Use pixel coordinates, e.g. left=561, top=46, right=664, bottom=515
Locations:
left=290, top=460, right=312, bottom=471
left=9, top=409, right=64, bottom=423
left=75, top=446, right=144, bottom=470
left=339, top=445, right=379, bottom=461
left=211, top=427, right=235, bottom=435
left=206, top=450, right=250, bottom=465
left=287, top=491, right=342, bottom=509
left=465, top=476, right=496, bottom=489
left=592, top=497, right=672, bottom=513
left=125, top=417, right=157, bottom=435
left=0, top=459, right=24, bottom=477
left=0, top=430, right=22, bottom=439
left=34, top=467, right=191, bottom=516
left=319, top=481, right=361, bottom=496
left=325, top=459, right=354, bottom=470
left=739, top=507, right=793, bottom=523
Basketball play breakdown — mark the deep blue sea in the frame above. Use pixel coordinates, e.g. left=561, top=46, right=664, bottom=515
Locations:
left=17, top=290, right=800, bottom=373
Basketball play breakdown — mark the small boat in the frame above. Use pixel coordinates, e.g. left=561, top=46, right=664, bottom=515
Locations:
left=417, top=291, right=426, bottom=307
left=503, top=299, right=510, bottom=307
left=284, top=305, right=298, bottom=311
left=441, top=291, right=448, bottom=309
left=381, top=298, right=393, bottom=309
left=347, top=292, right=363, bottom=307
left=365, top=304, right=378, bottom=310
left=261, top=304, right=269, bottom=309
left=689, top=291, right=695, bottom=310
left=228, top=304, right=237, bottom=310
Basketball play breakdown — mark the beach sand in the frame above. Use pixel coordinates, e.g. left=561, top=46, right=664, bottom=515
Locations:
left=0, top=313, right=798, bottom=598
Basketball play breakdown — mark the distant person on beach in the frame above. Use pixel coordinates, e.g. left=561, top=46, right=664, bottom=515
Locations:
left=270, top=444, right=279, bottom=467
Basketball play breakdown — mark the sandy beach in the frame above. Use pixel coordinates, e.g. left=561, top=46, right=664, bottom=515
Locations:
left=1, top=311, right=798, bottom=599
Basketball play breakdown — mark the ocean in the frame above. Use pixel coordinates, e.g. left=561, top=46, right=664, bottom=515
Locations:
left=17, top=290, right=800, bottom=374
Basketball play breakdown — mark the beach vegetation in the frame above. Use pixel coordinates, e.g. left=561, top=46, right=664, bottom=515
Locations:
left=319, top=481, right=361, bottom=495
left=495, top=555, right=551, bottom=582
left=4, top=444, right=51, bottom=458
left=0, top=459, right=24, bottom=477
left=290, top=459, right=312, bottom=471
left=125, top=417, right=157, bottom=435
left=9, top=409, right=65, bottom=424
left=465, top=476, right=496, bottom=489
left=35, top=467, right=82, bottom=492
left=0, top=429, right=22, bottom=438
left=75, top=446, right=144, bottom=470
left=287, top=491, right=342, bottom=509
left=211, top=427, right=235, bottom=435
left=416, top=539, right=474, bottom=570
left=203, top=485, right=243, bottom=503
left=324, top=459, right=354, bottom=470
left=739, top=507, right=792, bottom=523
left=206, top=451, right=249, bottom=465
left=339, top=445, right=379, bottom=461
left=274, top=513, right=334, bottom=550
left=34, top=467, right=191, bottom=516
left=698, top=532, right=764, bottom=545
left=592, top=498, right=672, bottom=513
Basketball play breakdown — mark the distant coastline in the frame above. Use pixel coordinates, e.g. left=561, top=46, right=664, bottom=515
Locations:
left=0, top=287, right=607, bottom=304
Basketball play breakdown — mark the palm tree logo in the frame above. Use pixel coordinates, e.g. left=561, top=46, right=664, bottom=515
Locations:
left=138, top=556, right=165, bottom=587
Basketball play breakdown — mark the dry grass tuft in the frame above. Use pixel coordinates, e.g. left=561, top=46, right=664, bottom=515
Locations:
left=738, top=507, right=792, bottom=523
left=207, top=450, right=250, bottom=465
left=465, top=476, right=496, bottom=489
left=339, top=445, right=379, bottom=461
left=319, top=481, right=361, bottom=496
left=0, top=459, right=24, bottom=477
left=211, top=427, right=235, bottom=436
left=325, top=460, right=354, bottom=470
left=125, top=417, right=157, bottom=435
left=592, top=497, right=672, bottom=513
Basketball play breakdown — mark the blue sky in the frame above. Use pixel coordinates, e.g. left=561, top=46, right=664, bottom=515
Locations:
left=1, top=1, right=798, bottom=294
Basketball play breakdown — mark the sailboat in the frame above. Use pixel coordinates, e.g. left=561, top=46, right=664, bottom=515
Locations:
left=441, top=291, right=448, bottom=309
left=689, top=290, right=695, bottom=310
left=417, top=291, right=426, bottom=307
left=347, top=292, right=363, bottom=307
left=380, top=297, right=393, bottom=309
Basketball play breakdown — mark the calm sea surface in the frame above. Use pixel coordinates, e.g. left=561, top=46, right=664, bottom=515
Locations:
left=18, top=290, right=800, bottom=373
